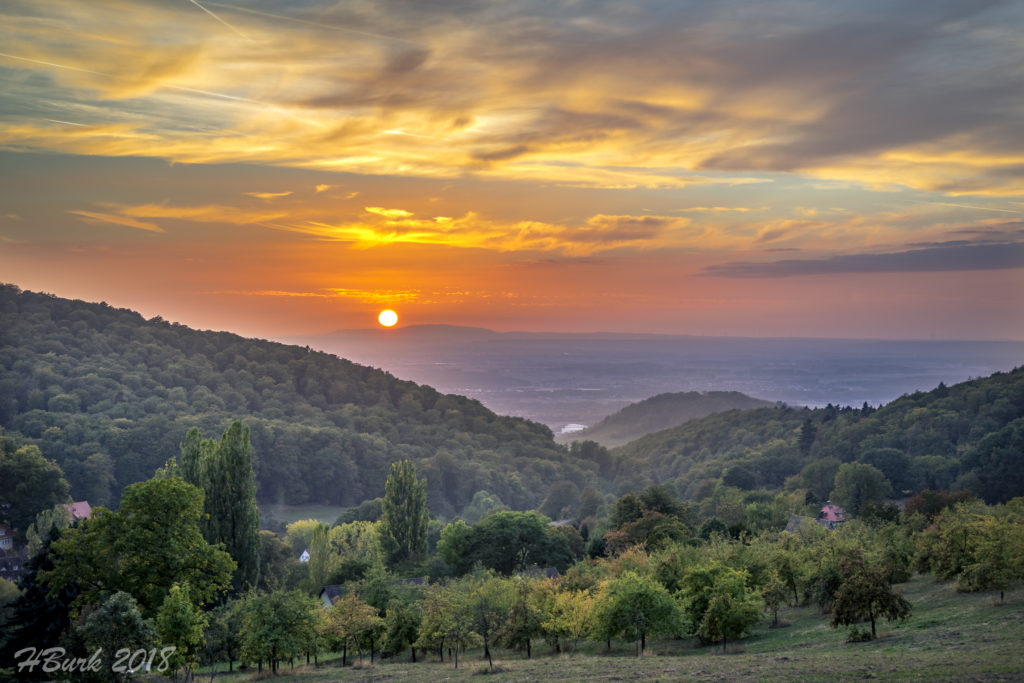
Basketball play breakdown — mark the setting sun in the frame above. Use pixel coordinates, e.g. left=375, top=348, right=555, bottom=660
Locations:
left=378, top=309, right=398, bottom=327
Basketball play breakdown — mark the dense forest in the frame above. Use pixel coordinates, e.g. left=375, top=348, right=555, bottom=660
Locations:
left=609, top=368, right=1024, bottom=506
left=0, top=285, right=598, bottom=517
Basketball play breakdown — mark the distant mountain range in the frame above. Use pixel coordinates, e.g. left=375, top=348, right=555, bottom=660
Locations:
left=567, top=391, right=777, bottom=448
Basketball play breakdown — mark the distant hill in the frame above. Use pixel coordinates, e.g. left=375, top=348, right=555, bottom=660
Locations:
left=0, top=285, right=599, bottom=517
left=609, top=367, right=1024, bottom=504
left=568, top=391, right=776, bottom=447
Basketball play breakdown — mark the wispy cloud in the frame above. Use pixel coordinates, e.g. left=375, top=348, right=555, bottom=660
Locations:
left=701, top=242, right=1024, bottom=278
left=211, top=288, right=419, bottom=304
left=1, top=0, right=1020, bottom=194
left=69, top=209, right=163, bottom=233
left=245, top=191, right=292, bottom=200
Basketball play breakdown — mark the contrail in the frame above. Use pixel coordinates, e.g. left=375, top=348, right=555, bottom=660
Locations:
left=185, top=0, right=251, bottom=40
left=205, top=0, right=417, bottom=45
left=0, top=50, right=261, bottom=104
left=933, top=202, right=1020, bottom=215
left=0, top=52, right=103, bottom=76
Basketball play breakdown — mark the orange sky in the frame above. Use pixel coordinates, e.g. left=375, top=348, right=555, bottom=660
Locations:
left=1, top=0, right=1022, bottom=339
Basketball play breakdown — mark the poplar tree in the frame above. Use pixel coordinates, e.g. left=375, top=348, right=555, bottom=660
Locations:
left=179, top=422, right=261, bottom=593
left=381, top=460, right=429, bottom=566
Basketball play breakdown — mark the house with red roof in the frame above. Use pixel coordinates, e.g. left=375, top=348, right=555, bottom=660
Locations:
left=818, top=501, right=848, bottom=529
left=63, top=501, right=92, bottom=521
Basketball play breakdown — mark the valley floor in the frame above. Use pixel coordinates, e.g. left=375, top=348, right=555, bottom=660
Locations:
left=198, top=575, right=1024, bottom=682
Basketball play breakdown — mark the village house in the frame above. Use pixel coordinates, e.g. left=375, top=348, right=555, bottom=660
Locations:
left=818, top=501, right=848, bottom=529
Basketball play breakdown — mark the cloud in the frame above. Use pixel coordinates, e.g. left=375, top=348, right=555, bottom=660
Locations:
left=1, top=0, right=1020, bottom=194
left=68, top=209, right=163, bottom=233
left=315, top=184, right=333, bottom=193
left=245, top=191, right=292, bottom=200
left=701, top=241, right=1024, bottom=278
left=211, top=288, right=420, bottom=304
left=365, top=207, right=414, bottom=219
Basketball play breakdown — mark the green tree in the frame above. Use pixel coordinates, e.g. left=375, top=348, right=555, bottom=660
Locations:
left=460, top=490, right=507, bottom=524
left=693, top=567, right=762, bottom=651
left=42, top=476, right=235, bottom=617
left=321, top=589, right=385, bottom=666
left=502, top=577, right=544, bottom=658
left=830, top=550, right=911, bottom=640
left=543, top=588, right=595, bottom=656
left=156, top=582, right=208, bottom=680
left=78, top=591, right=156, bottom=683
left=0, top=577, right=21, bottom=632
left=24, top=505, right=71, bottom=557
left=382, top=598, right=423, bottom=662
left=202, top=600, right=243, bottom=674
left=798, top=458, right=841, bottom=504
left=285, top=519, right=324, bottom=556
left=955, top=511, right=1024, bottom=603
left=467, top=573, right=514, bottom=671
left=0, top=445, right=71, bottom=538
left=258, top=530, right=302, bottom=592
left=204, top=422, right=261, bottom=592
left=831, top=462, right=893, bottom=516
left=0, top=530, right=78, bottom=678
left=592, top=571, right=680, bottom=656
left=239, top=589, right=320, bottom=674
left=381, top=460, right=429, bottom=566
left=439, top=510, right=574, bottom=575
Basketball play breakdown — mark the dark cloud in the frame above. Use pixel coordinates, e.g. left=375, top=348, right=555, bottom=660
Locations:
left=700, top=241, right=1024, bottom=278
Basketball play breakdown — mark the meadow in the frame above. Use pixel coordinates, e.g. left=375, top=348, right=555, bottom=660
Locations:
left=199, top=576, right=1023, bottom=682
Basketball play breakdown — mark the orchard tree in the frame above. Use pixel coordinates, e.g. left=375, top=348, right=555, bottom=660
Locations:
left=466, top=573, right=514, bottom=671
left=696, top=568, right=762, bottom=652
left=382, top=598, right=423, bottom=662
left=593, top=571, right=680, bottom=656
left=78, top=592, right=156, bottom=683
left=321, top=588, right=383, bottom=666
left=830, top=550, right=911, bottom=640
left=956, top=511, right=1024, bottom=603
left=543, top=588, right=595, bottom=656
left=156, top=582, right=207, bottom=680
left=381, top=460, right=429, bottom=566
left=239, top=590, right=320, bottom=674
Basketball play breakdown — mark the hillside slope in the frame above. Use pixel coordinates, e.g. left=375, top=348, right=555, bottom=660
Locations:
left=0, top=285, right=599, bottom=516
left=610, top=367, right=1024, bottom=503
left=571, top=390, right=776, bottom=447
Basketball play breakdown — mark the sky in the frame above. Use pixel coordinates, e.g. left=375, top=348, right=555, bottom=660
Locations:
left=1, top=0, right=1023, bottom=340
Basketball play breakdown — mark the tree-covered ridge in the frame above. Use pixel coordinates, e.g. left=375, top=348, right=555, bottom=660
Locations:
left=0, top=285, right=596, bottom=515
left=571, top=391, right=775, bottom=448
left=610, top=367, right=1024, bottom=504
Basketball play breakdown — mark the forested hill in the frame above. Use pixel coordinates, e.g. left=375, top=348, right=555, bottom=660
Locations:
left=610, top=366, right=1024, bottom=504
left=570, top=390, right=776, bottom=448
left=0, top=285, right=598, bottom=517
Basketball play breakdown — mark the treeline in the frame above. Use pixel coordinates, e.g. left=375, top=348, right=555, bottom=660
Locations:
left=0, top=285, right=597, bottom=516
left=609, top=367, right=1024, bottom=505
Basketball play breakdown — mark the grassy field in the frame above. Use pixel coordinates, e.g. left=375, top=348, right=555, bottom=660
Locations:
left=200, top=576, right=1024, bottom=681
left=259, top=503, right=348, bottom=527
